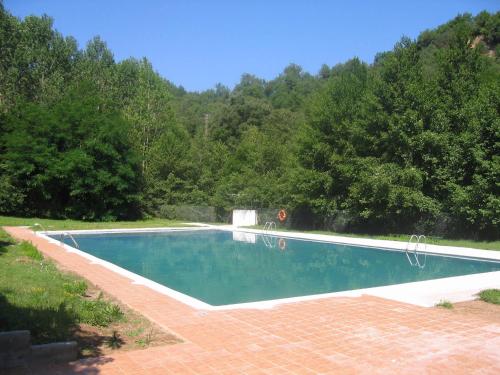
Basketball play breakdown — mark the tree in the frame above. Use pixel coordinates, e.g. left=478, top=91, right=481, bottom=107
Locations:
left=0, top=5, right=498, bottom=239
left=1, top=82, right=141, bottom=220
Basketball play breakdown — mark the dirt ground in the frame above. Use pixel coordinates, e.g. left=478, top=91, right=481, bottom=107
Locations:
left=72, top=283, right=182, bottom=358
left=446, top=299, right=500, bottom=324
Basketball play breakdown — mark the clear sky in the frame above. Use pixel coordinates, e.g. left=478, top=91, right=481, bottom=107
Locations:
left=5, top=0, right=499, bottom=92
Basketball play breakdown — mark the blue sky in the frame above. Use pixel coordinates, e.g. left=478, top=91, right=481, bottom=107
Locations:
left=5, top=0, right=499, bottom=92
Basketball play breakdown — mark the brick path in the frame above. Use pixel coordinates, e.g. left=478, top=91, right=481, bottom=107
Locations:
left=4, top=227, right=500, bottom=374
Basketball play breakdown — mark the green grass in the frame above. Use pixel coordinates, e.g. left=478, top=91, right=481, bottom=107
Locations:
left=246, top=225, right=500, bottom=251
left=125, top=327, right=144, bottom=338
left=2, top=214, right=494, bottom=250
left=135, top=327, right=155, bottom=348
left=78, top=299, right=124, bottom=327
left=0, top=229, right=124, bottom=344
left=436, top=300, right=454, bottom=309
left=478, top=289, right=500, bottom=305
left=0, top=215, right=190, bottom=231
left=63, top=280, right=88, bottom=296
left=19, top=241, right=44, bottom=261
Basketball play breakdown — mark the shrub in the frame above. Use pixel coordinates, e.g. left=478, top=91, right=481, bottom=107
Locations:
left=478, top=289, right=500, bottom=305
left=436, top=300, right=453, bottom=309
left=77, top=299, right=123, bottom=327
left=106, top=330, right=124, bottom=349
left=63, top=280, right=88, bottom=296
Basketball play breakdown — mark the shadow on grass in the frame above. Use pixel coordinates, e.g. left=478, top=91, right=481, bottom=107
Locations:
left=0, top=292, right=76, bottom=344
left=0, top=240, right=12, bottom=256
left=0, top=293, right=116, bottom=368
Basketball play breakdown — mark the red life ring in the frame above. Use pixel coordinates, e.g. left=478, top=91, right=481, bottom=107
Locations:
left=277, top=209, right=287, bottom=223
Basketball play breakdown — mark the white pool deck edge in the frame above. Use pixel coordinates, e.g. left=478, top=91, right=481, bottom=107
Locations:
left=34, top=224, right=500, bottom=310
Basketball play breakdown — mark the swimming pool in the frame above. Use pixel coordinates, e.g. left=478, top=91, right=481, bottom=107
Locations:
left=51, top=229, right=500, bottom=307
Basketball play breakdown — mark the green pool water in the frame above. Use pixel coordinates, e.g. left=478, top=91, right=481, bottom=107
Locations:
left=54, top=230, right=500, bottom=306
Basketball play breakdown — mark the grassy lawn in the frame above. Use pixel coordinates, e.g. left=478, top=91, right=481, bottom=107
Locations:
left=0, top=229, right=180, bottom=356
left=247, top=225, right=500, bottom=251
left=0, top=215, right=190, bottom=231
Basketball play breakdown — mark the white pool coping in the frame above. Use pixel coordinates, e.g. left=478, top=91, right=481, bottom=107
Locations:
left=34, top=225, right=500, bottom=310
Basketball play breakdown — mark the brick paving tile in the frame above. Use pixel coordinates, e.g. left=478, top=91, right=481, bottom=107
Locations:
left=3, top=226, right=499, bottom=375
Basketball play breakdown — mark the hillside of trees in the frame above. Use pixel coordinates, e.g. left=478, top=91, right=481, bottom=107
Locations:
left=0, top=5, right=499, bottom=239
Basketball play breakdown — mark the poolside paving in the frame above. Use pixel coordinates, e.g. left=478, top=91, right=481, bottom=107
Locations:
left=4, top=226, right=500, bottom=374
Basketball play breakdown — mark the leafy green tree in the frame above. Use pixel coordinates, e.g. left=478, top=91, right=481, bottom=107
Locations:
left=0, top=5, right=498, bottom=239
left=214, top=126, right=293, bottom=209
left=1, top=82, right=141, bottom=220
left=0, top=8, right=78, bottom=109
left=267, top=63, right=318, bottom=110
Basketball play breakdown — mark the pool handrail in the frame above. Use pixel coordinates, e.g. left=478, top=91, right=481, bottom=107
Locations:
left=263, top=221, right=276, bottom=233
left=262, top=221, right=277, bottom=248
left=32, top=222, right=47, bottom=232
left=406, top=234, right=427, bottom=269
left=60, top=231, right=80, bottom=249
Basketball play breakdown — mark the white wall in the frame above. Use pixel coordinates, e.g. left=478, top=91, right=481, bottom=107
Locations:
left=232, top=231, right=256, bottom=243
left=232, top=209, right=257, bottom=227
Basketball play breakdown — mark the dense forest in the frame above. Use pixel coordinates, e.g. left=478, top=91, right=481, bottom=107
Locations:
left=0, top=4, right=499, bottom=239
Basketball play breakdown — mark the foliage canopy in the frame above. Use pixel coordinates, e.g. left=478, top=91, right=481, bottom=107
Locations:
left=0, top=5, right=499, bottom=239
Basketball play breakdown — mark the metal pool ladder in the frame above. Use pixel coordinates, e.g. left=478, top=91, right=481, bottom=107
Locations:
left=263, top=221, right=276, bottom=233
left=405, top=234, right=427, bottom=269
left=32, top=222, right=47, bottom=232
left=60, top=232, right=80, bottom=249
left=262, top=221, right=277, bottom=248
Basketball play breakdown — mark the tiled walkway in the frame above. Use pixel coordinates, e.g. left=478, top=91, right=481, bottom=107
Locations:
left=4, top=227, right=500, bottom=374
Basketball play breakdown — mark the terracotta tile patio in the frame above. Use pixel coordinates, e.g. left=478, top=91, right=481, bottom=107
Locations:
left=4, top=226, right=500, bottom=374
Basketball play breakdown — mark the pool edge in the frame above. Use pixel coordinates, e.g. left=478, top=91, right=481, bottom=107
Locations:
left=35, top=226, right=500, bottom=311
